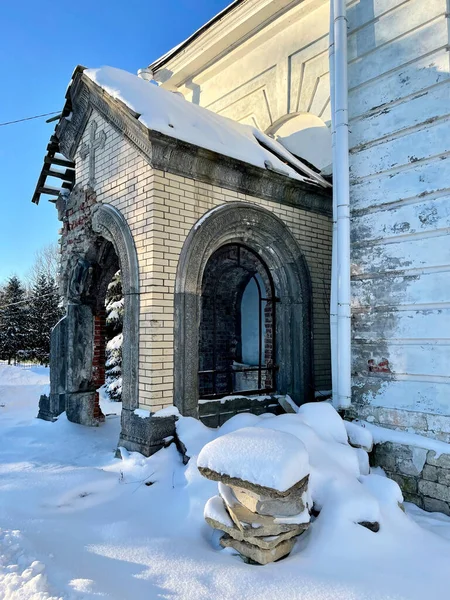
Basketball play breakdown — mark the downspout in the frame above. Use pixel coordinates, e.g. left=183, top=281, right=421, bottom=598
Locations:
left=330, top=0, right=352, bottom=409
left=329, top=0, right=339, bottom=408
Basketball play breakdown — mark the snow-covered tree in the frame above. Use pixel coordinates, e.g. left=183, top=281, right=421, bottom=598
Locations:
left=105, top=271, right=123, bottom=401
left=0, top=276, right=29, bottom=364
left=28, top=274, right=62, bottom=365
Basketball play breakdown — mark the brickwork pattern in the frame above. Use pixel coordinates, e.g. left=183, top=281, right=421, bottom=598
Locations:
left=75, top=110, right=332, bottom=412
left=92, top=309, right=106, bottom=421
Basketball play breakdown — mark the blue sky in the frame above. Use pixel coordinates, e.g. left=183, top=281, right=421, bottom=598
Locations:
left=0, top=0, right=230, bottom=283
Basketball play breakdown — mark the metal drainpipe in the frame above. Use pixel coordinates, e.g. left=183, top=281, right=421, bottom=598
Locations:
left=331, top=0, right=351, bottom=409
left=329, top=0, right=339, bottom=408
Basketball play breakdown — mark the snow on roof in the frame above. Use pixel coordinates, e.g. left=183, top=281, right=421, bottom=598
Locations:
left=84, top=67, right=330, bottom=189
left=197, top=426, right=310, bottom=492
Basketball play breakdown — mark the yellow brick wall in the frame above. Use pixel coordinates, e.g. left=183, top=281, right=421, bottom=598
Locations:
left=75, top=110, right=332, bottom=412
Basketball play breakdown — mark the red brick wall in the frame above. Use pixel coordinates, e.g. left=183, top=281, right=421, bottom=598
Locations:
left=92, top=308, right=106, bottom=421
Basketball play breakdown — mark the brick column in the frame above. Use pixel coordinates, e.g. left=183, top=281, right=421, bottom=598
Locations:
left=92, top=308, right=106, bottom=422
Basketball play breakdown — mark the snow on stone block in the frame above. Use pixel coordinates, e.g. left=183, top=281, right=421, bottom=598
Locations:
left=344, top=420, right=373, bottom=452
left=361, top=474, right=404, bottom=507
left=197, top=427, right=310, bottom=493
left=176, top=416, right=215, bottom=459
left=354, top=447, right=370, bottom=476
left=297, top=401, right=348, bottom=445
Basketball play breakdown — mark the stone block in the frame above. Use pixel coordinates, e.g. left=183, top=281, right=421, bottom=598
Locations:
left=66, top=391, right=98, bottom=426
left=371, top=443, right=397, bottom=471
left=422, top=465, right=438, bottom=482
left=118, top=408, right=177, bottom=457
left=426, top=414, right=450, bottom=435
left=402, top=493, right=423, bottom=508
left=388, top=472, right=417, bottom=495
left=199, top=465, right=309, bottom=500
left=418, top=480, right=450, bottom=503
left=205, top=502, right=304, bottom=549
left=427, top=451, right=450, bottom=470
left=220, top=533, right=296, bottom=565
left=230, top=479, right=307, bottom=517
left=437, top=468, right=450, bottom=487
left=423, top=497, right=450, bottom=516
left=219, top=484, right=309, bottom=537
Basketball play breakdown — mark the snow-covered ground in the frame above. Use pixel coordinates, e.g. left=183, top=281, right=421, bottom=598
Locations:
left=1, top=364, right=450, bottom=599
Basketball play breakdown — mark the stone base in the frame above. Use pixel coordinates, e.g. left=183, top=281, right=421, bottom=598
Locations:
left=66, top=391, right=100, bottom=427
left=220, top=533, right=296, bottom=565
left=37, top=393, right=65, bottom=422
left=118, top=408, right=177, bottom=457
left=231, top=479, right=307, bottom=517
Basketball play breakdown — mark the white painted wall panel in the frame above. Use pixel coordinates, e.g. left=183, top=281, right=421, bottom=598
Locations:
left=354, top=309, right=450, bottom=341
left=351, top=196, right=450, bottom=242
left=353, top=234, right=450, bottom=275
left=349, top=82, right=450, bottom=149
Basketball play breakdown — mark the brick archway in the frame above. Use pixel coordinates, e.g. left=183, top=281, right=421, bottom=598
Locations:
left=174, top=202, right=313, bottom=418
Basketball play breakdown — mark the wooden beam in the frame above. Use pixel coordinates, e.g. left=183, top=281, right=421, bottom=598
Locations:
left=47, top=169, right=75, bottom=182
left=37, top=186, right=60, bottom=196
left=44, top=156, right=75, bottom=169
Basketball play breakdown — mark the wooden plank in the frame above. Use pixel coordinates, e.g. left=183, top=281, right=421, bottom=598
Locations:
left=352, top=271, right=450, bottom=308
left=353, top=308, right=450, bottom=341
left=47, top=169, right=75, bottom=182
left=353, top=234, right=450, bottom=276
left=350, top=82, right=450, bottom=149
left=44, top=156, right=75, bottom=168
left=350, top=118, right=450, bottom=180
left=348, top=49, right=450, bottom=120
left=351, top=195, right=450, bottom=242
left=37, top=186, right=60, bottom=196
left=348, top=19, right=448, bottom=90
left=351, top=158, right=450, bottom=212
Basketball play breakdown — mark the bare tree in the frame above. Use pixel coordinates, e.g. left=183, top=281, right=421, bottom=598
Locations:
left=26, top=243, right=60, bottom=290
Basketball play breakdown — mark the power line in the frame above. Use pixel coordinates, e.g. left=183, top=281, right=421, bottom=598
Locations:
left=0, top=111, right=60, bottom=128
left=0, top=292, right=56, bottom=311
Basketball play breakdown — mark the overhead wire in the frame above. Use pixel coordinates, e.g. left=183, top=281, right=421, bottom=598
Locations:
left=0, top=111, right=60, bottom=127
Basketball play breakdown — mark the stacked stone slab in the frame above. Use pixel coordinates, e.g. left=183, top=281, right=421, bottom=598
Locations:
left=198, top=427, right=311, bottom=565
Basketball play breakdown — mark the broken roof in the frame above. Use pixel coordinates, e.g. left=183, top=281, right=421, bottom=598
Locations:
left=84, top=66, right=329, bottom=189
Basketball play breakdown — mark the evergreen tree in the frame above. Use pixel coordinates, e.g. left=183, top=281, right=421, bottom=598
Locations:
left=0, top=276, right=29, bottom=364
left=28, top=274, right=62, bottom=365
left=105, top=271, right=123, bottom=401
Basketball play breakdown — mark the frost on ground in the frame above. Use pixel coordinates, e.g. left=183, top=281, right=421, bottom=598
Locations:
left=1, top=365, right=450, bottom=599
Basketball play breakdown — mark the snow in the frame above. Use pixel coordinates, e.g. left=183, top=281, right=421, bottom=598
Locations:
left=297, top=401, right=348, bottom=444
left=2, top=369, right=450, bottom=599
left=84, top=67, right=330, bottom=189
left=345, top=420, right=374, bottom=451
left=153, top=405, right=180, bottom=418
left=197, top=427, right=310, bottom=491
left=134, top=408, right=151, bottom=419
left=362, top=421, right=450, bottom=458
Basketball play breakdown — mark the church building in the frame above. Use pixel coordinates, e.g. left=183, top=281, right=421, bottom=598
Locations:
left=32, top=0, right=450, bottom=513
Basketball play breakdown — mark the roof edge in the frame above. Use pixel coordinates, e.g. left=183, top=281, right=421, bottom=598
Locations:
left=148, top=1, right=244, bottom=72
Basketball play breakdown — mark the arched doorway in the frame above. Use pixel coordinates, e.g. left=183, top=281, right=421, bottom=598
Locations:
left=58, top=204, right=139, bottom=426
left=174, top=202, right=313, bottom=418
left=199, top=243, right=276, bottom=398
